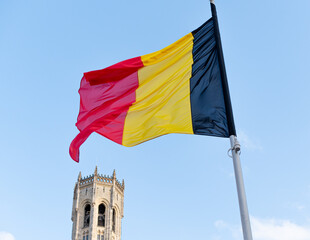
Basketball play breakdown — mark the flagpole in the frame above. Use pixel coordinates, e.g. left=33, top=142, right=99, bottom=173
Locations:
left=209, top=1, right=253, bottom=240
left=229, top=136, right=253, bottom=240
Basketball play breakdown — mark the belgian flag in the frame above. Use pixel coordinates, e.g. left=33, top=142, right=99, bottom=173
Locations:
left=70, top=17, right=235, bottom=162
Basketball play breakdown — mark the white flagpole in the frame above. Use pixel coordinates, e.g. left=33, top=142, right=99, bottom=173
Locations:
left=229, top=136, right=253, bottom=240
left=209, top=1, right=254, bottom=239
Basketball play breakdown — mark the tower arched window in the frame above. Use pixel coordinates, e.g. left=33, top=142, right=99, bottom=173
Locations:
left=98, top=204, right=106, bottom=227
left=112, top=209, right=116, bottom=232
left=84, top=204, right=91, bottom=227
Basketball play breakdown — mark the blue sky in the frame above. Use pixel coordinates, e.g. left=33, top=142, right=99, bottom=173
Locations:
left=1, top=1, right=310, bottom=240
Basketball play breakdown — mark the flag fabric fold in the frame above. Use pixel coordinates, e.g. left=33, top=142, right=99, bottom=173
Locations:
left=70, top=18, right=229, bottom=162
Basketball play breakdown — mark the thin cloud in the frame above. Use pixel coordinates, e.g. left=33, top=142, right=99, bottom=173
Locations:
left=214, top=217, right=310, bottom=240
left=214, top=220, right=242, bottom=239
left=252, top=217, right=310, bottom=240
left=238, top=131, right=262, bottom=151
left=0, top=232, right=15, bottom=240
left=286, top=202, right=306, bottom=211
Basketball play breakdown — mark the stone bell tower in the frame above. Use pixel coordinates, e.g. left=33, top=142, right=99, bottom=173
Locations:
left=71, top=167, right=125, bottom=240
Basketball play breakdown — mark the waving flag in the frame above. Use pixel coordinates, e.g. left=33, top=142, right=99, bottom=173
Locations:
left=70, top=18, right=231, bottom=162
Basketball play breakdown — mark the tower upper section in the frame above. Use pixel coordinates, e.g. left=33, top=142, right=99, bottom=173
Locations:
left=72, top=167, right=124, bottom=240
left=78, top=167, right=124, bottom=194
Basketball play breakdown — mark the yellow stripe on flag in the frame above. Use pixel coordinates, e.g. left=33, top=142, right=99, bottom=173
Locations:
left=123, top=33, right=194, bottom=146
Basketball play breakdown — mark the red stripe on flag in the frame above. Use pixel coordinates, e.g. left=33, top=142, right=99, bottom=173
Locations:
left=69, top=57, right=142, bottom=162
left=85, top=57, right=144, bottom=85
